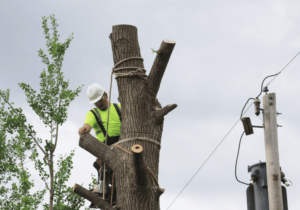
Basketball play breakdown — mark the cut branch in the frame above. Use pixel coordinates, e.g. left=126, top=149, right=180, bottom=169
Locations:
left=148, top=40, right=176, bottom=99
left=157, top=187, right=165, bottom=197
left=73, top=184, right=119, bottom=210
left=131, top=144, right=148, bottom=186
left=152, top=104, right=178, bottom=124
left=79, top=133, right=117, bottom=170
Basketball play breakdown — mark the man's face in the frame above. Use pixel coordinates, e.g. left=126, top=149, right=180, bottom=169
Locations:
left=95, top=94, right=108, bottom=111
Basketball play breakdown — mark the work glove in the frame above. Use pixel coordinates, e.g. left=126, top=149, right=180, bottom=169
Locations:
left=78, top=123, right=92, bottom=135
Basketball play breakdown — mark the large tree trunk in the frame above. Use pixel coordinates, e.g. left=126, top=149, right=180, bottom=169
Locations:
left=74, top=24, right=176, bottom=210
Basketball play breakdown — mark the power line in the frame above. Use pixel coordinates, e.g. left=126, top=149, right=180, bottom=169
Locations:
left=166, top=50, right=300, bottom=210
left=265, top=51, right=300, bottom=87
left=166, top=103, right=253, bottom=210
left=234, top=131, right=249, bottom=186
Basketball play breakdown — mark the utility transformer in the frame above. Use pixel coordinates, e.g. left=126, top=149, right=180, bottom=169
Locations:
left=246, top=162, right=289, bottom=210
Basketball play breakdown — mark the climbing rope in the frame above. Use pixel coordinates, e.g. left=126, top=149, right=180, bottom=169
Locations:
left=103, top=56, right=148, bottom=199
left=105, top=56, right=148, bottom=146
left=114, top=144, right=132, bottom=155
left=110, top=172, right=115, bottom=205
left=112, top=57, right=147, bottom=79
left=147, top=166, right=160, bottom=188
left=114, top=68, right=147, bottom=80
left=112, top=144, right=161, bottom=189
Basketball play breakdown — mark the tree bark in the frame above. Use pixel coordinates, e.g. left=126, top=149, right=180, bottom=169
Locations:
left=75, top=24, right=176, bottom=210
left=73, top=184, right=119, bottom=210
left=79, top=133, right=118, bottom=171
left=148, top=39, right=176, bottom=101
left=49, top=153, right=54, bottom=210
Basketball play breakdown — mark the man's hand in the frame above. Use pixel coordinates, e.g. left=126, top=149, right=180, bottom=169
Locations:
left=78, top=123, right=92, bottom=135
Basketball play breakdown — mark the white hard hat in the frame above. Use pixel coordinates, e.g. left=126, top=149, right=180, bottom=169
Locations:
left=87, top=84, right=105, bottom=104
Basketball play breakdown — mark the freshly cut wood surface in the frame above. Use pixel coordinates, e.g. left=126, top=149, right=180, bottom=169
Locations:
left=131, top=144, right=143, bottom=153
left=163, top=39, right=176, bottom=44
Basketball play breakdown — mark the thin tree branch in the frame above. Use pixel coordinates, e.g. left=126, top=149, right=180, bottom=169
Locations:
left=70, top=197, right=85, bottom=209
left=44, top=180, right=50, bottom=192
left=50, top=121, right=53, bottom=144
left=52, top=98, right=61, bottom=153
left=41, top=154, right=51, bottom=192
left=20, top=157, right=26, bottom=196
left=0, top=93, right=48, bottom=157
left=47, top=153, right=54, bottom=205
left=152, top=104, right=178, bottom=125
left=59, top=172, right=63, bottom=200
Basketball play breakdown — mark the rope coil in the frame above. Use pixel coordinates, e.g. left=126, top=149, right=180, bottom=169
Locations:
left=104, top=56, right=147, bottom=198
left=112, top=57, right=147, bottom=80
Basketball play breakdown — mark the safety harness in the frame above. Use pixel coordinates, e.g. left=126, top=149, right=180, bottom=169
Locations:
left=90, top=103, right=122, bottom=145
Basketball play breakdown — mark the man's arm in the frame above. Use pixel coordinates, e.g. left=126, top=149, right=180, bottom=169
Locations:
left=78, top=123, right=92, bottom=135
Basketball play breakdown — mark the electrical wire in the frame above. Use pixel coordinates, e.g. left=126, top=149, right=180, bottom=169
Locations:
left=166, top=103, right=253, bottom=210
left=257, top=51, right=300, bottom=98
left=235, top=72, right=281, bottom=187
left=256, top=73, right=279, bottom=98
left=240, top=98, right=255, bottom=119
left=265, top=51, right=300, bottom=87
left=233, top=50, right=300, bottom=187
left=235, top=131, right=250, bottom=185
left=166, top=50, right=300, bottom=209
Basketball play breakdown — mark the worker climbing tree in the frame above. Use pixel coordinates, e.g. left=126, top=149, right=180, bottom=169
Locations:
left=73, top=24, right=177, bottom=210
left=78, top=83, right=122, bottom=208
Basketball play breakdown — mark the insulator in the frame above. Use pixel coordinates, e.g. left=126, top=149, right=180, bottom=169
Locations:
left=254, top=98, right=261, bottom=116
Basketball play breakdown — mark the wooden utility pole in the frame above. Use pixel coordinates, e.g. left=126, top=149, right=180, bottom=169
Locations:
left=263, top=93, right=283, bottom=210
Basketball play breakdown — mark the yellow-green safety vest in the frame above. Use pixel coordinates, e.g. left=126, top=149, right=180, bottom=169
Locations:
left=84, top=103, right=121, bottom=142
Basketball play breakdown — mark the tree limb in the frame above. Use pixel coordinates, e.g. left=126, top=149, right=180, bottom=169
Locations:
left=44, top=179, right=50, bottom=192
left=73, top=184, right=119, bottom=210
left=148, top=40, right=176, bottom=99
left=131, top=144, right=148, bottom=187
left=50, top=122, right=53, bottom=144
left=152, top=104, right=178, bottom=124
left=79, top=133, right=117, bottom=170
left=157, top=188, right=165, bottom=197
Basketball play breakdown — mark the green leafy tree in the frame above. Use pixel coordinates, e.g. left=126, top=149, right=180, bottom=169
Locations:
left=0, top=15, right=85, bottom=210
left=0, top=90, right=46, bottom=210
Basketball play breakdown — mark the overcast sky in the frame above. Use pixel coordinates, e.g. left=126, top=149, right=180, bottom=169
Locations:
left=1, top=0, right=300, bottom=209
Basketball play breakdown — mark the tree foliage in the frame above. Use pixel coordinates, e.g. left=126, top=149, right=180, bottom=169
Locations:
left=0, top=14, right=85, bottom=210
left=0, top=90, right=46, bottom=210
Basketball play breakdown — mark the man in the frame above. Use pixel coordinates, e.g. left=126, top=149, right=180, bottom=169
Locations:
left=78, top=83, right=121, bottom=144
left=78, top=83, right=121, bottom=207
